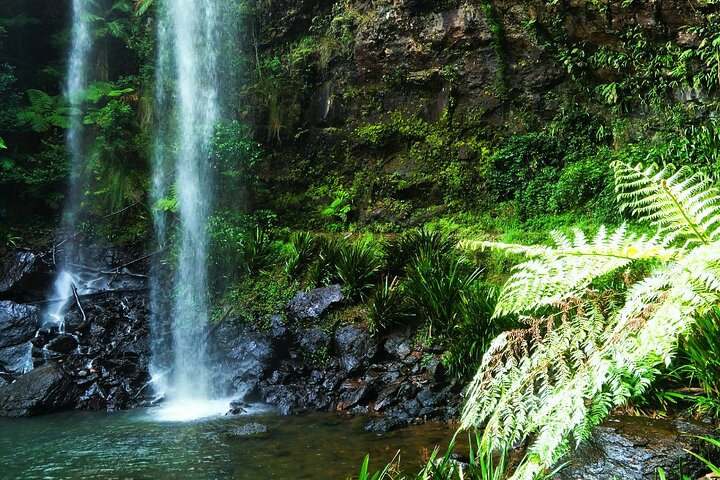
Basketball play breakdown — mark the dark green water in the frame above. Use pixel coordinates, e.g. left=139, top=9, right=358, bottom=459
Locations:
left=0, top=409, right=456, bottom=479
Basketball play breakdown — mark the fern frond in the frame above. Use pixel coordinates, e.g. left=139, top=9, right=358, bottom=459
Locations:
left=134, top=0, right=154, bottom=16
left=460, top=159, right=720, bottom=480
left=614, top=161, right=720, bottom=245
left=463, top=225, right=676, bottom=317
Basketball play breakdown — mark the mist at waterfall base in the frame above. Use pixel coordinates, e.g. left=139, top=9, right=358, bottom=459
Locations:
left=149, top=0, right=238, bottom=420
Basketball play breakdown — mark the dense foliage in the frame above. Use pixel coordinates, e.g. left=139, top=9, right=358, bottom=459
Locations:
left=4, top=1, right=720, bottom=478
left=460, top=161, right=720, bottom=479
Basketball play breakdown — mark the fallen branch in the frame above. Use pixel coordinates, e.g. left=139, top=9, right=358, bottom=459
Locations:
left=108, top=249, right=164, bottom=271
left=206, top=306, right=235, bottom=339
left=67, top=262, right=148, bottom=279
left=70, top=282, right=87, bottom=324
left=103, top=202, right=141, bottom=219
left=27, top=287, right=150, bottom=306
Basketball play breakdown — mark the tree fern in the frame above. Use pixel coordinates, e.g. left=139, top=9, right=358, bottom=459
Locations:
left=459, top=160, right=720, bottom=480
left=461, top=225, right=676, bottom=317
left=614, top=161, right=720, bottom=244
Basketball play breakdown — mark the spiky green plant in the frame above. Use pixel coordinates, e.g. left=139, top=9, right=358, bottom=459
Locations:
left=285, top=231, right=318, bottom=277
left=459, top=161, right=720, bottom=480
left=352, top=429, right=508, bottom=480
left=367, top=276, right=415, bottom=334
left=308, top=235, right=346, bottom=287
left=383, top=228, right=457, bottom=278
left=443, top=284, right=505, bottom=378
left=242, top=227, right=274, bottom=275
left=677, top=306, right=720, bottom=416
left=336, top=240, right=382, bottom=300
left=404, top=252, right=481, bottom=339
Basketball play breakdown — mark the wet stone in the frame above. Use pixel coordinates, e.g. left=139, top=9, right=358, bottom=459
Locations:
left=46, top=334, right=79, bottom=354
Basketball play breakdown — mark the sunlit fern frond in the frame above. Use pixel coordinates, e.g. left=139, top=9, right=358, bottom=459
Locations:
left=460, top=305, right=609, bottom=480
left=461, top=224, right=677, bottom=317
left=460, top=161, right=720, bottom=480
left=614, top=160, right=720, bottom=245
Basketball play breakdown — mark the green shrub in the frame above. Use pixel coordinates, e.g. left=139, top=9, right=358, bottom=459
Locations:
left=404, top=252, right=481, bottom=339
left=679, top=306, right=720, bottom=416
left=383, top=228, right=456, bottom=278
left=443, top=284, right=506, bottom=378
left=308, top=235, right=346, bottom=287
left=242, top=226, right=275, bottom=275
left=487, top=132, right=563, bottom=202
left=367, top=276, right=414, bottom=334
left=336, top=239, right=382, bottom=301
left=516, top=165, right=559, bottom=219
left=285, top=230, right=318, bottom=277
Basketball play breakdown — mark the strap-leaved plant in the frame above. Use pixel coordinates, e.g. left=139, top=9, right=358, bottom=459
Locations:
left=458, top=161, right=720, bottom=480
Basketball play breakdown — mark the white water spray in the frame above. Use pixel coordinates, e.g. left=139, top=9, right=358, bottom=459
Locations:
left=43, top=0, right=94, bottom=334
left=151, top=0, right=233, bottom=419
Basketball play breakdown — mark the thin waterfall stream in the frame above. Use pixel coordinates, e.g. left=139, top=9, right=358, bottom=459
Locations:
left=42, top=0, right=95, bottom=346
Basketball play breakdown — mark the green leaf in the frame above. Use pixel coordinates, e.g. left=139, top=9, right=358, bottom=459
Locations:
left=134, top=0, right=154, bottom=16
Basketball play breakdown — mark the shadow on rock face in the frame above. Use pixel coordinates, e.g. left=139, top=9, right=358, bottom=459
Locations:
left=554, top=415, right=720, bottom=480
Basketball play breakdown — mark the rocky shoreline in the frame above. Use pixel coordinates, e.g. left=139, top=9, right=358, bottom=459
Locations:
left=0, top=249, right=718, bottom=479
left=0, top=249, right=460, bottom=428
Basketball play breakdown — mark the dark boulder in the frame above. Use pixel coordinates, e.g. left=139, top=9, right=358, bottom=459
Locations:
left=364, top=417, right=409, bottom=432
left=212, top=319, right=277, bottom=401
left=335, top=325, right=376, bottom=374
left=286, top=285, right=344, bottom=322
left=226, top=399, right=251, bottom=415
left=0, top=252, right=53, bottom=302
left=297, top=326, right=331, bottom=354
left=0, top=301, right=39, bottom=348
left=337, top=377, right=374, bottom=411
left=0, top=343, right=32, bottom=377
left=384, top=335, right=412, bottom=360
left=555, top=415, right=718, bottom=480
left=268, top=314, right=289, bottom=340
left=46, top=334, right=79, bottom=354
left=0, top=362, right=82, bottom=416
left=29, top=291, right=153, bottom=413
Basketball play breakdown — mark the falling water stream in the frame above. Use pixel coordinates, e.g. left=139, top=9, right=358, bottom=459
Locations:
left=41, top=0, right=95, bottom=346
left=150, top=0, right=232, bottom=419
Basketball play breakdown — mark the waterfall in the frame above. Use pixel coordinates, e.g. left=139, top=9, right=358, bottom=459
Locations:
left=45, top=0, right=95, bottom=334
left=151, top=0, right=232, bottom=419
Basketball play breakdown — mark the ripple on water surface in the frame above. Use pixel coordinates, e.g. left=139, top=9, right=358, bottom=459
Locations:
left=0, top=408, right=457, bottom=479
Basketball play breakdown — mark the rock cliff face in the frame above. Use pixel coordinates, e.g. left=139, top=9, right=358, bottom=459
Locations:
left=249, top=0, right=719, bottom=227
left=260, top=0, right=715, bottom=126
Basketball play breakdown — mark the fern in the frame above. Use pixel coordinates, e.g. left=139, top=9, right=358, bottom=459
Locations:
left=459, top=161, right=720, bottom=480
left=614, top=161, right=720, bottom=245
left=461, top=225, right=676, bottom=317
left=134, top=0, right=154, bottom=16
left=17, top=89, right=70, bottom=132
